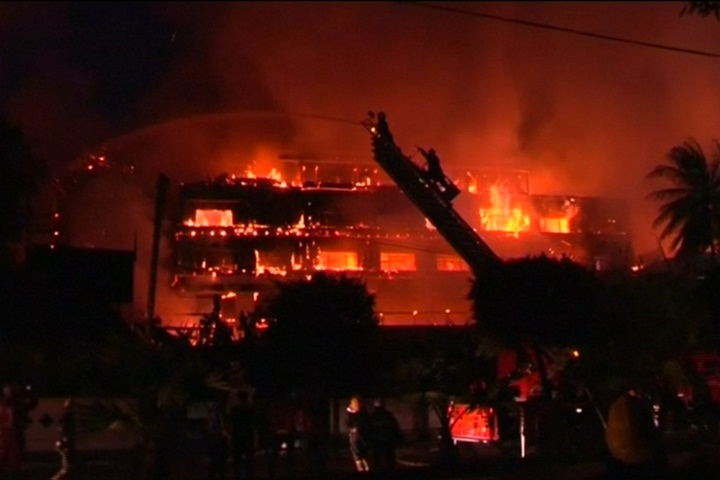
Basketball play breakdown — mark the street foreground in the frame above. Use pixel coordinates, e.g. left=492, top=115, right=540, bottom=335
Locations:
left=18, top=432, right=720, bottom=480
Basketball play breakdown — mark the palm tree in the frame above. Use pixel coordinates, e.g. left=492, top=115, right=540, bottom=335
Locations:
left=646, top=138, right=720, bottom=261
left=681, top=1, right=720, bottom=19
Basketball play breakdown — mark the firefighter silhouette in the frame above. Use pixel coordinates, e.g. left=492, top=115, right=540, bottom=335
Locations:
left=346, top=397, right=371, bottom=472
left=374, top=111, right=395, bottom=145
left=199, top=294, right=233, bottom=347
left=418, top=147, right=460, bottom=201
left=419, top=148, right=443, bottom=183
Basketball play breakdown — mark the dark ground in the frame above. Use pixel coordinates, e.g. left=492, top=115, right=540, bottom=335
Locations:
left=16, top=430, right=720, bottom=480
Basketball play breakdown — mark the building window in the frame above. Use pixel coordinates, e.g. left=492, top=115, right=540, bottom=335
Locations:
left=436, top=254, right=469, bottom=272
left=380, top=252, right=416, bottom=271
left=538, top=217, right=570, bottom=234
left=317, top=251, right=359, bottom=270
left=192, top=209, right=234, bottom=227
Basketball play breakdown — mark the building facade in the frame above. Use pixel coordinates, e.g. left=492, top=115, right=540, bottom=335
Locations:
left=170, top=161, right=633, bottom=326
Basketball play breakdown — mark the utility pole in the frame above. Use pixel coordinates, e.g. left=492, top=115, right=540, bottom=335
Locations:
left=147, top=173, right=170, bottom=336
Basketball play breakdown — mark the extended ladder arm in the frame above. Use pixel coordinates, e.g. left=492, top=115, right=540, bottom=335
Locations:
left=362, top=112, right=501, bottom=276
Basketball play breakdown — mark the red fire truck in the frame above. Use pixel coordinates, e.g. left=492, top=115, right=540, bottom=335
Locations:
left=449, top=402, right=499, bottom=444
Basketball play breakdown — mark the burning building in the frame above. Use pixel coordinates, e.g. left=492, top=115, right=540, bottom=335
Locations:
left=170, top=158, right=633, bottom=327
left=41, top=147, right=633, bottom=328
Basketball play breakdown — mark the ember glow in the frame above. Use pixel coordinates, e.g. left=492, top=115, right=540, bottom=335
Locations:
left=380, top=252, right=416, bottom=272
left=436, top=254, right=469, bottom=272
left=188, top=209, right=234, bottom=227
left=244, top=166, right=287, bottom=186
left=538, top=199, right=579, bottom=234
left=316, top=250, right=360, bottom=271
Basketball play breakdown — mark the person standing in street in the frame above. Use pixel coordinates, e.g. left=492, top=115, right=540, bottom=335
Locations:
left=368, top=398, right=402, bottom=472
left=346, top=396, right=371, bottom=472
left=206, top=400, right=229, bottom=480
left=0, top=383, right=37, bottom=479
left=0, top=385, right=21, bottom=478
left=227, top=392, right=257, bottom=480
left=52, top=398, right=77, bottom=480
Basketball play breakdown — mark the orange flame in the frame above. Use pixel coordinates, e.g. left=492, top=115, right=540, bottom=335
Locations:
left=243, top=165, right=288, bottom=187
left=479, top=182, right=531, bottom=236
left=185, top=209, right=234, bottom=227
left=316, top=250, right=361, bottom=271
left=466, top=172, right=478, bottom=194
left=537, top=199, right=579, bottom=234
left=476, top=181, right=579, bottom=235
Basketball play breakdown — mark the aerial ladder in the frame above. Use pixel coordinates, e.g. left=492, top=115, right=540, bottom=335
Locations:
left=362, top=111, right=502, bottom=277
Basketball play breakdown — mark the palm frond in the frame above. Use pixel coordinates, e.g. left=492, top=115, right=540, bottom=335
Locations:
left=656, top=210, right=687, bottom=240
left=653, top=196, right=695, bottom=229
left=646, top=165, right=687, bottom=183
left=646, top=187, right=690, bottom=201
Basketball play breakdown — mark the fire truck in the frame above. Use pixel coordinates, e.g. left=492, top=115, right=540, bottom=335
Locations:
left=448, top=403, right=499, bottom=444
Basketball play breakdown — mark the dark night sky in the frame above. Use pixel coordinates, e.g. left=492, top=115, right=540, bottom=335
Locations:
left=3, top=1, right=720, bottom=255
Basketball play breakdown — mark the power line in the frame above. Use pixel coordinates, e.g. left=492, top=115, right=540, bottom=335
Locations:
left=403, top=2, right=720, bottom=60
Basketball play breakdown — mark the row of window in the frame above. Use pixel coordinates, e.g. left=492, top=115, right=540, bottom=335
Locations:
left=175, top=249, right=470, bottom=274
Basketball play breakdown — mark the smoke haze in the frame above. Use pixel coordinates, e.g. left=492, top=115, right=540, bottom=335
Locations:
left=4, top=2, right=720, bottom=318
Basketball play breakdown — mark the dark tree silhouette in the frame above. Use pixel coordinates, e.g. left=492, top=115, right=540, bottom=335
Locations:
left=72, top=325, right=235, bottom=480
left=646, top=138, right=720, bottom=261
left=0, top=120, right=46, bottom=353
left=249, top=272, right=380, bottom=398
left=597, top=271, right=702, bottom=390
left=469, top=255, right=602, bottom=399
left=0, top=120, right=45, bottom=245
left=698, top=266, right=720, bottom=347
left=418, top=340, right=482, bottom=471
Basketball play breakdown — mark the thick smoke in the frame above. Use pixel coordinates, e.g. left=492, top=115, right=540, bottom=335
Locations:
left=7, top=2, right=720, bottom=249
left=4, top=3, right=720, bottom=320
left=188, top=2, right=720, bottom=254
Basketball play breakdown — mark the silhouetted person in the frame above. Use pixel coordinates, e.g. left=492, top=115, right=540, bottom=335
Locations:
left=302, top=400, right=328, bottom=475
left=368, top=399, right=402, bottom=472
left=0, top=384, right=37, bottom=479
left=52, top=399, right=77, bottom=480
left=605, top=387, right=667, bottom=480
left=375, top=112, right=394, bottom=145
left=346, top=397, right=370, bottom=472
left=418, top=147, right=460, bottom=201
left=227, top=392, right=256, bottom=480
left=419, top=147, right=443, bottom=182
left=266, top=401, right=298, bottom=479
left=0, top=385, right=21, bottom=478
left=206, top=400, right=229, bottom=480
left=239, top=311, right=252, bottom=339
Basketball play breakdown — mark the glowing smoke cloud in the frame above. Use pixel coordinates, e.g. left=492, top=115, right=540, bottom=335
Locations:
left=4, top=2, right=720, bottom=321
